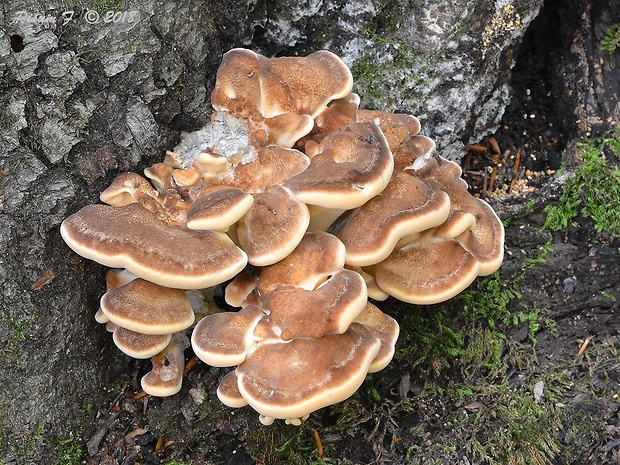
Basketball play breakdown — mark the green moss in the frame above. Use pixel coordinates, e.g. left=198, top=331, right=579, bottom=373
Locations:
left=245, top=422, right=330, bottom=465
left=601, top=23, right=620, bottom=53
left=53, top=436, right=83, bottom=465
left=1, top=313, right=34, bottom=367
left=543, top=130, right=620, bottom=239
left=13, top=424, right=43, bottom=463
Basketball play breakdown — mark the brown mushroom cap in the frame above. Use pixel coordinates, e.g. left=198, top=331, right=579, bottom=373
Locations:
left=222, top=145, right=310, bottom=194
left=338, top=172, right=451, bottom=266
left=100, top=278, right=195, bottom=335
left=284, top=122, right=394, bottom=209
left=255, top=231, right=346, bottom=296
left=186, top=186, right=253, bottom=231
left=112, top=327, right=172, bottom=359
left=353, top=302, right=399, bottom=373
left=99, top=172, right=163, bottom=209
left=60, top=203, right=247, bottom=289
left=211, top=49, right=352, bottom=125
left=373, top=239, right=481, bottom=304
left=225, top=270, right=259, bottom=308
left=259, top=269, right=368, bottom=341
left=392, top=135, right=437, bottom=172
left=191, top=306, right=265, bottom=367
left=217, top=370, right=248, bottom=408
left=236, top=323, right=380, bottom=420
left=356, top=109, right=420, bottom=153
left=141, top=333, right=188, bottom=397
left=256, top=50, right=353, bottom=118
left=237, top=185, right=310, bottom=266
left=454, top=198, right=505, bottom=275
left=211, top=48, right=262, bottom=118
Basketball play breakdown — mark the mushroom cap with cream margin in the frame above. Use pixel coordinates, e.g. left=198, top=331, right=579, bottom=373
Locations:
left=235, top=323, right=381, bottom=422
left=186, top=185, right=253, bottom=231
left=60, top=203, right=247, bottom=289
left=211, top=49, right=353, bottom=120
left=236, top=185, right=310, bottom=267
left=100, top=278, right=195, bottom=335
left=141, top=333, right=189, bottom=397
left=284, top=122, right=394, bottom=210
left=338, top=172, right=451, bottom=266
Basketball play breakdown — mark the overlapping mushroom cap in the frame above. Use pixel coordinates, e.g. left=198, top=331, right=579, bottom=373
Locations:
left=60, top=48, right=505, bottom=421
left=191, top=232, right=399, bottom=425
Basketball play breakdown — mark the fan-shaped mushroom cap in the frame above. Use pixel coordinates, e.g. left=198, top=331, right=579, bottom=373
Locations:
left=222, top=145, right=310, bottom=194
left=225, top=271, right=259, bottom=308
left=141, top=333, right=189, bottom=397
left=186, top=186, right=253, bottom=231
left=191, top=306, right=265, bottom=367
left=235, top=323, right=380, bottom=421
left=297, top=93, right=360, bottom=148
left=99, top=172, right=163, bottom=209
left=353, top=302, right=399, bottom=373
left=217, top=371, right=248, bottom=408
left=392, top=135, right=437, bottom=172
left=255, top=231, right=346, bottom=296
left=60, top=203, right=247, bottom=289
left=143, top=163, right=175, bottom=193
left=211, top=48, right=262, bottom=118
left=284, top=122, right=394, bottom=209
left=256, top=50, right=353, bottom=118
left=237, top=186, right=310, bottom=266
left=454, top=199, right=505, bottom=275
left=259, top=269, right=367, bottom=341
left=373, top=239, right=481, bottom=305
left=356, top=109, right=421, bottom=153
left=419, top=160, right=505, bottom=275
left=100, top=278, right=194, bottom=335
left=112, top=327, right=172, bottom=359
left=338, top=172, right=451, bottom=266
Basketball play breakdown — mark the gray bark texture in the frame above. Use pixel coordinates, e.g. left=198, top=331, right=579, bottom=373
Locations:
left=0, top=0, right=618, bottom=463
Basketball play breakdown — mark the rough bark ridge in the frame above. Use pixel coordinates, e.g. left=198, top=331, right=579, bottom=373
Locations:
left=0, top=0, right=617, bottom=462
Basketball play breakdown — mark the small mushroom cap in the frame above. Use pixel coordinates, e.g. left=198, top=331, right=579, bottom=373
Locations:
left=191, top=306, right=265, bottom=367
left=356, top=109, right=421, bottom=153
left=99, top=172, right=162, bottom=209
left=393, top=135, right=437, bottom=172
left=186, top=186, right=253, bottom=231
left=112, top=327, right=172, bottom=359
left=260, top=269, right=368, bottom=340
left=284, top=122, right=394, bottom=209
left=211, top=48, right=262, bottom=118
left=217, top=371, right=248, bottom=408
left=225, top=271, right=259, bottom=308
left=256, top=231, right=346, bottom=296
left=338, top=172, right=451, bottom=266
left=60, top=203, right=248, bottom=289
left=141, top=333, right=188, bottom=397
left=100, top=278, right=195, bottom=335
left=297, top=92, right=360, bottom=148
left=223, top=145, right=310, bottom=194
left=237, top=186, right=310, bottom=266
left=454, top=198, right=505, bottom=275
left=353, top=302, right=399, bottom=373
left=250, top=113, right=315, bottom=148
left=236, top=323, right=380, bottom=420
left=373, top=239, right=481, bottom=305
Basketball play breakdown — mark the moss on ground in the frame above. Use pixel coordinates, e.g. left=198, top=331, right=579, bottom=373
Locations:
left=543, top=128, right=620, bottom=240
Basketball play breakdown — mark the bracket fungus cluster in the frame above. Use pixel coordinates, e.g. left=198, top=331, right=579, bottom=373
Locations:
left=61, top=48, right=504, bottom=424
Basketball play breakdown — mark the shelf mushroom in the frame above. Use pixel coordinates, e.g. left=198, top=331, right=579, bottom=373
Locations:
left=60, top=48, right=505, bottom=416
left=191, top=232, right=399, bottom=425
